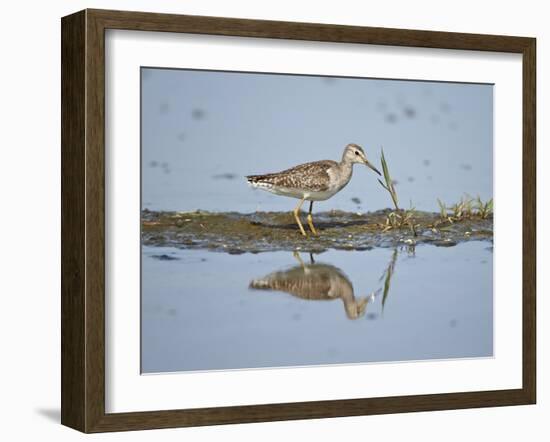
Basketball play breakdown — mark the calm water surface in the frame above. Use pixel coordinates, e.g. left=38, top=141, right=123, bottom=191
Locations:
left=141, top=241, right=493, bottom=373
left=141, top=69, right=493, bottom=213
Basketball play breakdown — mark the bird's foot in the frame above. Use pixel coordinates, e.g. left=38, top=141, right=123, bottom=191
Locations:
left=307, top=215, right=319, bottom=236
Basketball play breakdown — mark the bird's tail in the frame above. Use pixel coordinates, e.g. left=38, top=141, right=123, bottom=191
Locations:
left=246, top=174, right=264, bottom=183
left=246, top=174, right=273, bottom=189
left=249, top=278, right=274, bottom=290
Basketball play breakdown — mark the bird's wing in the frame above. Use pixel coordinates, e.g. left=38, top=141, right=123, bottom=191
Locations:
left=247, top=160, right=336, bottom=192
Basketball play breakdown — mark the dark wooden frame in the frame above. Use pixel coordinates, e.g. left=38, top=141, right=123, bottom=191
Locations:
left=61, top=8, right=536, bottom=433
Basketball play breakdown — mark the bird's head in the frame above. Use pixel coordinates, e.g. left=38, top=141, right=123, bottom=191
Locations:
left=343, top=143, right=381, bottom=175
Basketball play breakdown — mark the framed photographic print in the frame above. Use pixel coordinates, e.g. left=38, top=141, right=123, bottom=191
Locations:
left=61, top=9, right=536, bottom=433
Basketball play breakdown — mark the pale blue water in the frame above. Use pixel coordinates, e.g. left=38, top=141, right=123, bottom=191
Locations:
left=141, top=241, right=493, bottom=373
left=140, top=67, right=494, bottom=374
left=141, top=68, right=493, bottom=214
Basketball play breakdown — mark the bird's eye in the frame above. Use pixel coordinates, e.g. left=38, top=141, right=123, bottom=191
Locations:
left=355, top=151, right=360, bottom=155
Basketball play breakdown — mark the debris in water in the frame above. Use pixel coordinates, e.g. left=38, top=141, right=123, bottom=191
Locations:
left=212, top=173, right=238, bottom=180
left=151, top=254, right=180, bottom=261
left=192, top=108, right=206, bottom=120
left=385, top=113, right=397, bottom=123
left=403, top=106, right=416, bottom=118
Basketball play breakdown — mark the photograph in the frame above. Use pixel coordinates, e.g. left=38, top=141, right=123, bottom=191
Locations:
left=52, top=3, right=538, bottom=435
left=140, top=67, right=494, bottom=374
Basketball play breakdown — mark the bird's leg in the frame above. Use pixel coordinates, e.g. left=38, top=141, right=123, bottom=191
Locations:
left=293, top=251, right=305, bottom=269
left=307, top=201, right=319, bottom=236
left=293, top=197, right=307, bottom=236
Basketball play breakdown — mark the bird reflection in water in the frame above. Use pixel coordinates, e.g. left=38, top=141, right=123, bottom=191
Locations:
left=249, top=252, right=377, bottom=320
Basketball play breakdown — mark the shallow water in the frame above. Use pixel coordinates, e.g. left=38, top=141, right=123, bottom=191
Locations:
left=142, top=69, right=493, bottom=214
left=141, top=241, right=493, bottom=373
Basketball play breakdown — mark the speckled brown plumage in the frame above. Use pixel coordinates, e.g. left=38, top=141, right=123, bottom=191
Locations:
left=250, top=263, right=350, bottom=300
left=247, top=160, right=337, bottom=192
left=249, top=261, right=370, bottom=319
left=246, top=143, right=380, bottom=236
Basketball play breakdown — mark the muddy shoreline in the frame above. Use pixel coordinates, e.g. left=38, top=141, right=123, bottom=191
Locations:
left=141, top=209, right=493, bottom=254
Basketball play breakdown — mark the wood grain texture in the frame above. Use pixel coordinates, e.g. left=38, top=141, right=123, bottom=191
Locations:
left=84, top=9, right=107, bottom=433
left=61, top=10, right=86, bottom=431
left=90, top=389, right=532, bottom=433
left=61, top=8, right=537, bottom=433
left=89, top=8, right=532, bottom=52
left=522, top=38, right=536, bottom=403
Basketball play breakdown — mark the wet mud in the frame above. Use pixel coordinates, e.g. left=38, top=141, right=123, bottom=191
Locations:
left=142, top=209, right=493, bottom=254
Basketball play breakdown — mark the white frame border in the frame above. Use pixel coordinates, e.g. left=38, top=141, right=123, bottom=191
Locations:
left=105, top=30, right=523, bottom=413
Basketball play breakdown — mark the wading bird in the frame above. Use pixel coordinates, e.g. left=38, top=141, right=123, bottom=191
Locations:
left=249, top=252, right=374, bottom=320
left=247, top=143, right=381, bottom=236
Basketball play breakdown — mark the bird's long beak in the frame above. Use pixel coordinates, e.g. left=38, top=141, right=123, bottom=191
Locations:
left=364, top=159, right=381, bottom=176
